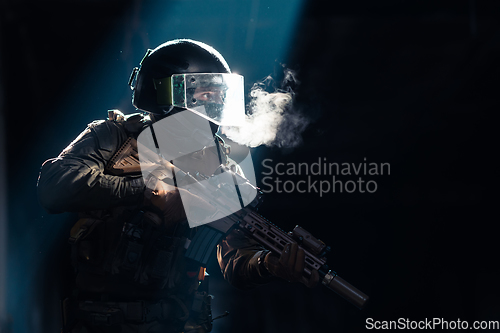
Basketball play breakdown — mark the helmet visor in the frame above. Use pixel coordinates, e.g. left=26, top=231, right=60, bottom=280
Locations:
left=154, top=73, right=245, bottom=126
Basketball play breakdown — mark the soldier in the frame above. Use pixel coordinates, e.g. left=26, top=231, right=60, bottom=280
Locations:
left=37, top=39, right=318, bottom=333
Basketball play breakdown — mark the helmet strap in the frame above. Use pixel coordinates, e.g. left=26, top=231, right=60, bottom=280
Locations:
left=163, top=105, right=175, bottom=115
left=128, top=67, right=139, bottom=90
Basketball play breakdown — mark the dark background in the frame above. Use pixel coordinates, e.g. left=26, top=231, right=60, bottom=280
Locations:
left=1, top=0, right=498, bottom=332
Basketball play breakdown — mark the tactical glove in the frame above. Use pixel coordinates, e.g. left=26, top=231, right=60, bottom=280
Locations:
left=144, top=174, right=215, bottom=227
left=264, top=243, right=319, bottom=288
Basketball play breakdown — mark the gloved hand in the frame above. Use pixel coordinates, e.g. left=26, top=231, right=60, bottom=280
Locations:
left=264, top=243, right=320, bottom=288
left=143, top=174, right=216, bottom=227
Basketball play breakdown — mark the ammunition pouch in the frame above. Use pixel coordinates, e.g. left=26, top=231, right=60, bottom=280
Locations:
left=69, top=217, right=106, bottom=271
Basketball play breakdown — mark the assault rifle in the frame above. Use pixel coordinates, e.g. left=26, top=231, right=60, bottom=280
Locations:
left=107, top=137, right=369, bottom=309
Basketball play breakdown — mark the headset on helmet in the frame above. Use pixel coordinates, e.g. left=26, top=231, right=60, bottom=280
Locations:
left=130, top=39, right=245, bottom=126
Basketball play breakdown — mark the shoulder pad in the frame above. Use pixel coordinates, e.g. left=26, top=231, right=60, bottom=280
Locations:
left=107, top=109, right=151, bottom=136
left=88, top=119, right=106, bottom=129
left=107, top=109, right=126, bottom=123
left=87, top=118, right=125, bottom=153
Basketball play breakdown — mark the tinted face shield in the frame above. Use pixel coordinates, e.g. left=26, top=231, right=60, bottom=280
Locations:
left=154, top=73, right=245, bottom=126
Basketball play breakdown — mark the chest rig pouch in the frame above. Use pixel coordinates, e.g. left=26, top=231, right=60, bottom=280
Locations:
left=70, top=198, right=191, bottom=290
left=113, top=209, right=189, bottom=287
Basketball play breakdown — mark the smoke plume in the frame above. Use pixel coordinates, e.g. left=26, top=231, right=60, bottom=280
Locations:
left=222, top=68, right=309, bottom=148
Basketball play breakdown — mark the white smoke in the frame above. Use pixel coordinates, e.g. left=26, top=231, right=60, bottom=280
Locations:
left=222, top=69, right=309, bottom=148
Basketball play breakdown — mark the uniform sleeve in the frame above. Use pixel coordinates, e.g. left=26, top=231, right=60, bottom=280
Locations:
left=217, top=228, right=275, bottom=290
left=37, top=120, right=145, bottom=214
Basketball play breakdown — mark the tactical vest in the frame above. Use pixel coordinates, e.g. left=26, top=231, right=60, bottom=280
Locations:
left=68, top=109, right=232, bottom=293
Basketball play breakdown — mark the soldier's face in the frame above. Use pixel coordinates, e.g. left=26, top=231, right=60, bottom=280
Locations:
left=192, top=86, right=225, bottom=105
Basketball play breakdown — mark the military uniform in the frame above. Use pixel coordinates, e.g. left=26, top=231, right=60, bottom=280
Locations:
left=37, top=111, right=273, bottom=333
